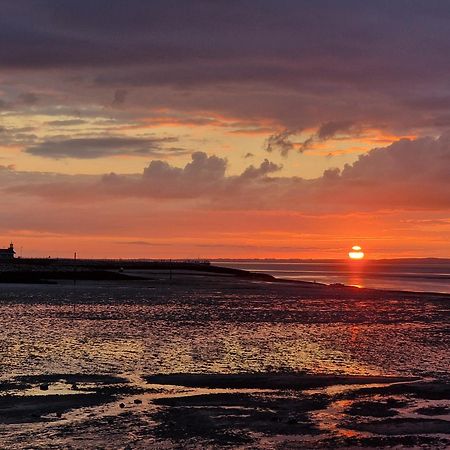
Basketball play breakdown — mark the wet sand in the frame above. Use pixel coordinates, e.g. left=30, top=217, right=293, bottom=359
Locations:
left=0, top=269, right=448, bottom=448
left=0, top=372, right=448, bottom=448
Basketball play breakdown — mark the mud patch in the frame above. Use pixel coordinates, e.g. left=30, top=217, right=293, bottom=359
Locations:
left=415, top=405, right=450, bottom=416
left=293, top=435, right=449, bottom=449
left=0, top=393, right=114, bottom=424
left=345, top=398, right=407, bottom=417
left=151, top=391, right=328, bottom=446
left=341, top=381, right=450, bottom=400
left=0, top=373, right=140, bottom=424
left=346, top=417, right=450, bottom=435
left=145, top=373, right=415, bottom=390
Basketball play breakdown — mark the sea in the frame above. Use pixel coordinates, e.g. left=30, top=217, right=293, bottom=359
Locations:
left=215, top=259, right=450, bottom=294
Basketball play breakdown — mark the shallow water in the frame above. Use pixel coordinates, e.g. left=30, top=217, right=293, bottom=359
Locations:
left=0, top=281, right=448, bottom=380
left=217, top=259, right=450, bottom=293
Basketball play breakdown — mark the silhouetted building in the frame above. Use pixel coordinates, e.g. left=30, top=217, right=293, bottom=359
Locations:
left=0, top=243, right=15, bottom=261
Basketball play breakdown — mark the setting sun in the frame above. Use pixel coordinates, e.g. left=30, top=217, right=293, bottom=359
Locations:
left=349, top=245, right=365, bottom=260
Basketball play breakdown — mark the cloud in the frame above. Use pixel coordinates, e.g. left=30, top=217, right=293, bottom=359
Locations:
left=240, top=159, right=282, bottom=180
left=134, top=151, right=229, bottom=198
left=0, top=99, right=12, bottom=110
left=0, top=125, right=38, bottom=146
left=1, top=1, right=450, bottom=136
left=25, top=136, right=185, bottom=159
left=18, top=92, right=39, bottom=105
left=264, top=120, right=369, bottom=156
left=116, top=240, right=170, bottom=247
left=0, top=93, right=39, bottom=112
left=6, top=134, right=450, bottom=211
left=317, top=121, right=354, bottom=140
left=111, top=89, right=128, bottom=108
left=295, top=121, right=357, bottom=151
left=340, top=135, right=450, bottom=183
left=1, top=135, right=449, bottom=258
left=265, top=130, right=297, bottom=156
left=46, top=119, right=87, bottom=126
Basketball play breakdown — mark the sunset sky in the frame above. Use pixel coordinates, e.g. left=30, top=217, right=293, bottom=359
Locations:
left=1, top=1, right=449, bottom=259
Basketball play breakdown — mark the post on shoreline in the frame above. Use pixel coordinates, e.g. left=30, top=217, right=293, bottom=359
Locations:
left=73, top=252, right=77, bottom=286
left=73, top=252, right=77, bottom=315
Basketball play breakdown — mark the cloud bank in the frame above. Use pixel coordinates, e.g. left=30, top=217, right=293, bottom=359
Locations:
left=6, top=135, right=450, bottom=211
left=2, top=0, right=450, bottom=134
left=25, top=136, right=184, bottom=159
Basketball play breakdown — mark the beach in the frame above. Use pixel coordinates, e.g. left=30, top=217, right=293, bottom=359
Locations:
left=0, top=265, right=448, bottom=448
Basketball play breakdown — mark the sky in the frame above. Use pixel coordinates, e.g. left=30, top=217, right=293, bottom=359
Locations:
left=1, top=0, right=449, bottom=259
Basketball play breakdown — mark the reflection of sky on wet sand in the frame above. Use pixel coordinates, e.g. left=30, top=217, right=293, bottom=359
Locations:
left=348, top=271, right=364, bottom=289
left=0, top=283, right=448, bottom=380
left=219, top=260, right=450, bottom=293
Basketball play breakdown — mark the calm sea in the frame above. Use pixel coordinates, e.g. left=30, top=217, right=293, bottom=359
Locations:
left=215, top=259, right=450, bottom=294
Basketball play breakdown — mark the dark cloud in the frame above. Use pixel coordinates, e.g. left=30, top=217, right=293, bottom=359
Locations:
left=0, top=126, right=38, bottom=146
left=25, top=136, right=184, bottom=159
left=317, top=121, right=354, bottom=140
left=18, top=92, right=39, bottom=105
left=116, top=241, right=170, bottom=247
left=264, top=120, right=360, bottom=156
left=265, top=130, right=297, bottom=156
left=240, top=159, right=282, bottom=180
left=131, top=152, right=230, bottom=198
left=340, top=135, right=450, bottom=184
left=143, top=151, right=226, bottom=180
left=0, top=99, right=12, bottom=110
left=1, top=1, right=450, bottom=134
left=111, top=89, right=128, bottom=108
left=2, top=1, right=449, bottom=72
left=46, top=119, right=87, bottom=126
left=296, top=121, right=357, bottom=152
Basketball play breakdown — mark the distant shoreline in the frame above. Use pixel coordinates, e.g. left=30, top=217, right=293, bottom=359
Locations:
left=0, top=258, right=449, bottom=297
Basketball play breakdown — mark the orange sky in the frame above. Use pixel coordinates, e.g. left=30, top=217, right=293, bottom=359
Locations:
left=1, top=2, right=449, bottom=259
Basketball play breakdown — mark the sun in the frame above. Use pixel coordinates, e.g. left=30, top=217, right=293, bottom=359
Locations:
left=348, top=245, right=365, bottom=260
